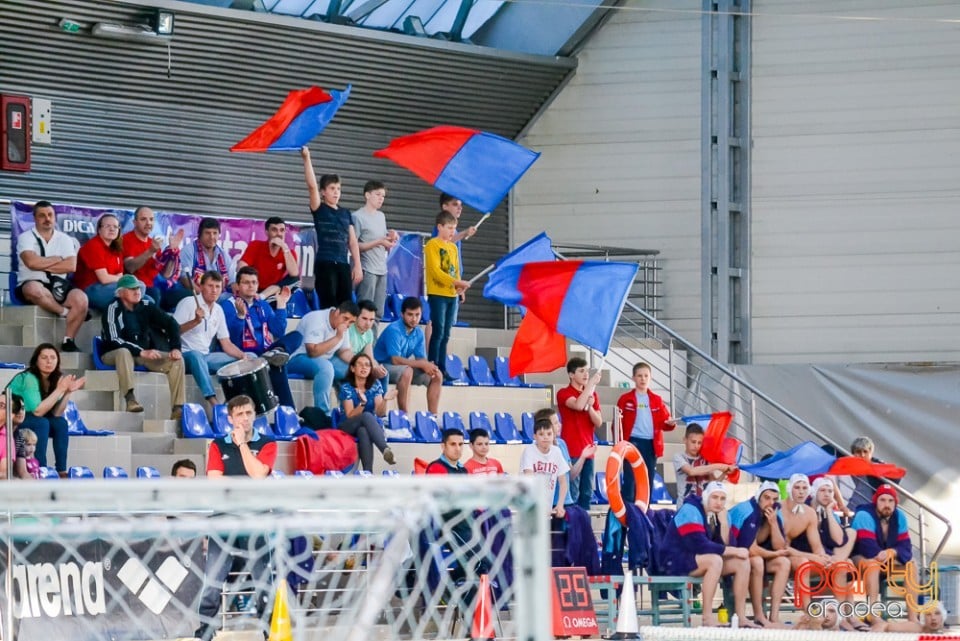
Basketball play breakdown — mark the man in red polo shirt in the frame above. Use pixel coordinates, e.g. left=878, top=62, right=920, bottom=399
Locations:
left=122, top=205, right=183, bottom=308
left=556, top=356, right=602, bottom=510
left=237, top=216, right=299, bottom=301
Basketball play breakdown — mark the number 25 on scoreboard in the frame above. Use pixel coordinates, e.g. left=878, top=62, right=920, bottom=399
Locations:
left=550, top=567, right=598, bottom=637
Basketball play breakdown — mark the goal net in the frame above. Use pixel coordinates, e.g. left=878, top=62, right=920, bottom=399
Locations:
left=0, top=476, right=551, bottom=641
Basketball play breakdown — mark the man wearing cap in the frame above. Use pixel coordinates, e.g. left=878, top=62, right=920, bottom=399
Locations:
left=100, top=274, right=186, bottom=421
left=781, top=473, right=832, bottom=611
left=662, top=482, right=755, bottom=627
left=728, top=481, right=791, bottom=627
left=852, top=484, right=919, bottom=622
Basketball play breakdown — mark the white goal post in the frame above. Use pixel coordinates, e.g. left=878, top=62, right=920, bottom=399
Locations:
left=0, top=476, right=552, bottom=641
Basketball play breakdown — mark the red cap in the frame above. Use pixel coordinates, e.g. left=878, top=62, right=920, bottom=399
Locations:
left=873, top=484, right=898, bottom=505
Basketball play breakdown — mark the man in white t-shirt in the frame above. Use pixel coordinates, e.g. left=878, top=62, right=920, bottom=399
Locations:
left=520, top=416, right=570, bottom=518
left=15, top=200, right=90, bottom=352
left=174, top=271, right=253, bottom=416
left=287, top=301, right=358, bottom=411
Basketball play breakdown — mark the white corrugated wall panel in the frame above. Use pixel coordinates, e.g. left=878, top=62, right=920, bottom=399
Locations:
left=513, top=1, right=703, bottom=342
left=751, top=0, right=960, bottom=363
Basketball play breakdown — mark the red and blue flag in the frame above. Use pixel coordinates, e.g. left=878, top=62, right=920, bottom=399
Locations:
left=484, top=260, right=638, bottom=376
left=683, top=412, right=743, bottom=483
left=373, top=125, right=540, bottom=213
left=231, top=85, right=351, bottom=152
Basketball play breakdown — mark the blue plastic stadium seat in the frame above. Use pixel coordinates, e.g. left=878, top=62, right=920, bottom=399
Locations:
left=212, top=404, right=230, bottom=437
left=385, top=410, right=416, bottom=442
left=466, top=356, right=497, bottom=386
left=92, top=336, right=147, bottom=372
left=414, top=411, right=442, bottom=443
left=468, top=411, right=495, bottom=441
left=651, top=472, right=675, bottom=504
left=382, top=469, right=400, bottom=477
left=380, top=294, right=398, bottom=322
left=521, top=412, right=536, bottom=443
left=285, top=288, right=311, bottom=319
left=274, top=405, right=317, bottom=441
left=65, top=400, right=114, bottom=436
left=182, top=403, right=217, bottom=438
left=103, top=466, right=129, bottom=479
left=441, top=411, right=466, bottom=435
left=355, top=470, right=373, bottom=478
left=443, top=355, right=471, bottom=386
left=8, top=272, right=23, bottom=305
left=38, top=466, right=59, bottom=479
left=137, top=466, right=161, bottom=478
left=254, top=415, right=271, bottom=437
left=418, top=296, right=431, bottom=324
left=68, top=465, right=95, bottom=479
left=593, top=471, right=609, bottom=504
left=271, top=469, right=286, bottom=478
left=325, top=470, right=345, bottom=478
left=294, top=470, right=314, bottom=477
left=493, top=356, right=522, bottom=387
left=330, top=407, right=343, bottom=428
left=493, top=412, right=526, bottom=444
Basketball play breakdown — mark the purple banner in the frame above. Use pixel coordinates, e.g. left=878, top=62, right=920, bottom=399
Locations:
left=11, top=201, right=311, bottom=278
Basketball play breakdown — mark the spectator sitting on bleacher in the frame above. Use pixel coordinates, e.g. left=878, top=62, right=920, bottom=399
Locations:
left=15, top=200, right=89, bottom=353
left=9, top=343, right=84, bottom=476
left=174, top=270, right=255, bottom=419
left=674, top=422, right=735, bottom=500
left=287, top=301, right=358, bottom=413
left=178, top=217, right=236, bottom=303
left=0, top=393, right=19, bottom=479
left=236, top=216, right=299, bottom=302
left=661, top=481, right=756, bottom=628
left=337, top=353, right=396, bottom=470
left=19, top=428, right=40, bottom=479
left=122, top=206, right=185, bottom=310
left=464, top=428, right=503, bottom=476
left=220, top=266, right=295, bottom=409
left=373, top=296, right=441, bottom=416
left=171, top=458, right=197, bottom=478
left=75, top=213, right=137, bottom=311
left=6, top=394, right=29, bottom=479
left=331, top=299, right=388, bottom=392
left=727, top=481, right=791, bottom=627
left=851, top=484, right=920, bottom=624
left=101, top=275, right=186, bottom=422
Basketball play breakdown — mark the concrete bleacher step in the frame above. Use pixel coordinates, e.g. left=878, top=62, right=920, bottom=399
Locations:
left=174, top=439, right=210, bottom=456
left=80, top=410, right=145, bottom=432
left=129, top=433, right=176, bottom=455
left=144, top=418, right=179, bottom=435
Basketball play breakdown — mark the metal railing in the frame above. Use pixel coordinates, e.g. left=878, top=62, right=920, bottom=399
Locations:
left=602, top=300, right=952, bottom=567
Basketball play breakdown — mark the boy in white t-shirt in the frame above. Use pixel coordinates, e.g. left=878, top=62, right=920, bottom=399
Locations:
left=520, top=417, right=570, bottom=518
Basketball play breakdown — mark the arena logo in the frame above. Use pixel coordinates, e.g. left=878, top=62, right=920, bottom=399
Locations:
left=807, top=598, right=908, bottom=620
left=117, top=556, right=189, bottom=615
left=794, top=558, right=938, bottom=614
left=11, top=561, right=106, bottom=618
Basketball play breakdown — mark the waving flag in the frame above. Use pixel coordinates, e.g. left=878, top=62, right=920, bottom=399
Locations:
left=485, top=260, right=638, bottom=376
left=231, top=85, right=351, bottom=152
left=739, top=441, right=837, bottom=479
left=684, top=412, right=743, bottom=484
left=482, top=232, right=555, bottom=301
left=373, top=125, right=540, bottom=213
left=828, top=456, right=906, bottom=479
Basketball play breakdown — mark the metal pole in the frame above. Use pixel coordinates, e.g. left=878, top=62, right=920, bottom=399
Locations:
left=749, top=394, right=758, bottom=464
left=668, top=340, right=675, bottom=412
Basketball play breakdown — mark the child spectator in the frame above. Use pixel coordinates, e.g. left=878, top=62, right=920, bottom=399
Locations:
left=674, top=422, right=734, bottom=499
left=0, top=394, right=20, bottom=479
left=520, top=417, right=570, bottom=518
left=534, top=407, right=596, bottom=510
left=425, top=211, right=470, bottom=376
left=557, top=357, right=602, bottom=510
left=464, top=429, right=503, bottom=476
left=20, top=428, right=40, bottom=479
left=301, top=147, right=362, bottom=308
left=353, top=181, right=397, bottom=316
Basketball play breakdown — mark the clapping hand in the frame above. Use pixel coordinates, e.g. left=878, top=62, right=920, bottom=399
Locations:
left=169, top=229, right=185, bottom=250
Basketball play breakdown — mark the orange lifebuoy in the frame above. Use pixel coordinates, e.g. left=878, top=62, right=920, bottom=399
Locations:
left=606, top=440, right=650, bottom=524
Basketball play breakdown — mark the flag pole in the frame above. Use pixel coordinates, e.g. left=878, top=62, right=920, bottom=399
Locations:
left=467, top=262, right=496, bottom=286
left=473, top=213, right=492, bottom=229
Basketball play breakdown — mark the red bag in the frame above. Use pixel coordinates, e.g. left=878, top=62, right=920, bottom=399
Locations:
left=295, top=430, right=358, bottom=474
